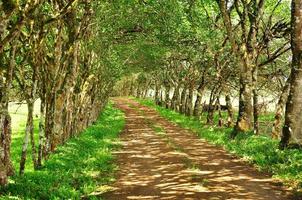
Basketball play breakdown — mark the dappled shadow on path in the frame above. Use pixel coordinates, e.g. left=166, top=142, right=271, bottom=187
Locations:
left=100, top=98, right=294, bottom=200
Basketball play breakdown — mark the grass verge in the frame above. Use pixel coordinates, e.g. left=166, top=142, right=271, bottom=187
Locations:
left=136, top=98, right=302, bottom=193
left=0, top=102, right=125, bottom=200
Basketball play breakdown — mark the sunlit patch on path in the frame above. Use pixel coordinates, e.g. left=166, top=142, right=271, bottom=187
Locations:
left=101, top=98, right=292, bottom=200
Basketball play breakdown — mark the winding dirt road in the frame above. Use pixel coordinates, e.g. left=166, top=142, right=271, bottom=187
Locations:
left=102, top=98, right=294, bottom=200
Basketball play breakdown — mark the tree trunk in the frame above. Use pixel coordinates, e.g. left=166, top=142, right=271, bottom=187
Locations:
left=30, top=79, right=38, bottom=169
left=155, top=83, right=160, bottom=105
left=143, top=88, right=148, bottom=98
left=136, top=86, right=141, bottom=98
left=253, top=90, right=259, bottom=135
left=280, top=1, right=302, bottom=148
left=193, top=83, right=205, bottom=117
left=71, top=95, right=80, bottom=137
left=160, top=89, right=164, bottom=107
left=233, top=53, right=253, bottom=135
left=20, top=101, right=34, bottom=175
left=185, top=86, right=194, bottom=116
left=37, top=96, right=45, bottom=168
left=0, top=111, right=14, bottom=183
left=253, top=92, right=259, bottom=135
left=253, top=66, right=259, bottom=135
left=272, top=80, right=290, bottom=139
left=51, top=92, right=65, bottom=152
left=180, top=87, right=187, bottom=114
left=44, top=93, right=55, bottom=158
left=225, top=94, right=234, bottom=127
left=130, top=83, right=134, bottom=96
left=206, top=87, right=217, bottom=125
left=218, top=0, right=257, bottom=135
left=217, top=95, right=223, bottom=127
left=30, top=108, right=38, bottom=170
left=165, top=86, right=170, bottom=109
left=0, top=44, right=15, bottom=184
left=64, top=92, right=74, bottom=142
left=171, top=85, right=180, bottom=111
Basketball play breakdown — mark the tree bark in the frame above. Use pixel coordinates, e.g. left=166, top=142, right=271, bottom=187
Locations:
left=20, top=101, right=34, bottom=175
left=185, top=86, right=194, bottom=116
left=253, top=66, right=259, bottom=135
left=0, top=44, right=15, bottom=184
left=217, top=95, right=223, bottom=127
left=155, top=83, right=161, bottom=105
left=37, top=96, right=45, bottom=168
left=193, top=83, right=205, bottom=117
left=44, top=93, right=55, bottom=157
left=160, top=89, right=164, bottom=107
left=136, top=86, right=141, bottom=98
left=272, top=79, right=290, bottom=139
left=180, top=87, right=187, bottom=114
left=233, top=51, right=253, bottom=135
left=171, top=85, right=180, bottom=111
left=165, top=85, right=171, bottom=109
left=206, top=87, right=218, bottom=125
left=280, top=0, right=302, bottom=148
left=225, top=94, right=234, bottom=127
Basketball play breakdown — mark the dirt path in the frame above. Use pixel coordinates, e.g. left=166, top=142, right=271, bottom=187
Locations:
left=102, top=98, right=293, bottom=200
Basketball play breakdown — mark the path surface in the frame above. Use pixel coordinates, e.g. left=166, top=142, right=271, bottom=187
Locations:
left=102, top=98, right=293, bottom=200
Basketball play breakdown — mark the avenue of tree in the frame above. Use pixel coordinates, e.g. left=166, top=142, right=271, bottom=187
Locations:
left=0, top=0, right=302, bottom=188
left=113, top=1, right=300, bottom=150
left=0, top=0, right=120, bottom=184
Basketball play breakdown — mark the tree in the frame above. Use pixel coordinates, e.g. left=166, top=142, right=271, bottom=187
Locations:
left=280, top=0, right=302, bottom=148
left=0, top=0, right=125, bottom=183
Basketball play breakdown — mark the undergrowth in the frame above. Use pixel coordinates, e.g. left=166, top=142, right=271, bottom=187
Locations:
left=137, top=98, right=302, bottom=193
left=0, top=103, right=125, bottom=200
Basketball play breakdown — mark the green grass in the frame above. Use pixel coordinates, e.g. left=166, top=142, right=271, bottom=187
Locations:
left=0, top=103, right=125, bottom=199
left=153, top=126, right=164, bottom=133
left=137, top=98, right=302, bottom=192
left=10, top=118, right=39, bottom=175
left=9, top=100, right=42, bottom=173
